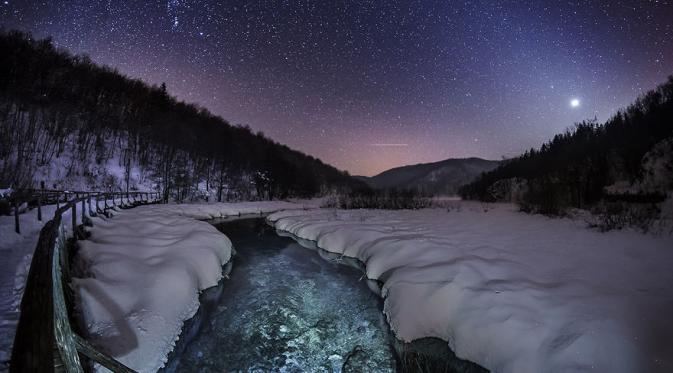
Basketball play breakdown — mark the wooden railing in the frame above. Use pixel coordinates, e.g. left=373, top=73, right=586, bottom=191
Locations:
left=7, top=187, right=161, bottom=234
left=7, top=189, right=162, bottom=373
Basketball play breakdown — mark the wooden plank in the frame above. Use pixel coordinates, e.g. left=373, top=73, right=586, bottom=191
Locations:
left=10, top=220, right=57, bottom=373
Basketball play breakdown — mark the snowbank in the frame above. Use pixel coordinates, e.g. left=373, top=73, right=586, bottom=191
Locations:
left=73, top=201, right=308, bottom=372
left=268, top=203, right=673, bottom=373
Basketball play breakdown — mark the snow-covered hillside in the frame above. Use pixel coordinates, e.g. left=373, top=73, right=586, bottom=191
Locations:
left=268, top=204, right=673, bottom=373
left=357, top=157, right=499, bottom=195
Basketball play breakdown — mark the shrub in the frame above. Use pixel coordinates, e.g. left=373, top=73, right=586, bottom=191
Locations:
left=588, top=201, right=661, bottom=232
left=322, top=189, right=432, bottom=210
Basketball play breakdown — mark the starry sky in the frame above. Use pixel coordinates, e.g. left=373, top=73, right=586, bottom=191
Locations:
left=2, top=1, right=673, bottom=176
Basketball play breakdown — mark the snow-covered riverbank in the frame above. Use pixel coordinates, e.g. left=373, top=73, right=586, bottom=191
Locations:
left=268, top=203, right=673, bottom=373
left=73, top=201, right=311, bottom=372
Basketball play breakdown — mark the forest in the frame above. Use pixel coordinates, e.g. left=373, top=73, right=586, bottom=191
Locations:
left=460, top=76, right=673, bottom=216
left=0, top=30, right=365, bottom=201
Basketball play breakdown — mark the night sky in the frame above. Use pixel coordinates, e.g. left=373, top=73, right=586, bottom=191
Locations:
left=2, top=1, right=673, bottom=176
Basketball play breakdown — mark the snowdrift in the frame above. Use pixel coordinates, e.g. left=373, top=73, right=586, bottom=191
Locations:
left=268, top=203, right=673, bottom=373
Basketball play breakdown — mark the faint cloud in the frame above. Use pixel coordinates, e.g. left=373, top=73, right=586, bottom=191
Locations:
left=370, top=143, right=409, bottom=147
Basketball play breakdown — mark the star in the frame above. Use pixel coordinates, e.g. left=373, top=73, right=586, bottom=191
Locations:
left=2, top=0, right=671, bottom=176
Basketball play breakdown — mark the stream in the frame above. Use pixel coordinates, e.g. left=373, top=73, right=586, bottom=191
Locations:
left=162, top=217, right=397, bottom=372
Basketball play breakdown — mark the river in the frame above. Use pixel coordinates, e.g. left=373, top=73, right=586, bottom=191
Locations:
left=162, top=217, right=397, bottom=372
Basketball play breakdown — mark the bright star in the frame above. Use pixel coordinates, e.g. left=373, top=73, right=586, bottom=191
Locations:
left=570, top=98, right=580, bottom=108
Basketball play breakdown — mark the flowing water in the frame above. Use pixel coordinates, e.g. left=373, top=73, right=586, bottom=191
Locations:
left=162, top=217, right=396, bottom=372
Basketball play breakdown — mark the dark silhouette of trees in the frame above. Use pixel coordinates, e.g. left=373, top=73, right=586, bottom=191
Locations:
left=0, top=30, right=365, bottom=199
left=460, top=76, right=673, bottom=214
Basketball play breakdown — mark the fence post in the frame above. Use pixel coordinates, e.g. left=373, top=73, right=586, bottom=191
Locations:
left=14, top=199, right=20, bottom=234
left=81, top=199, right=86, bottom=221
left=71, top=204, right=76, bottom=236
left=38, top=182, right=44, bottom=222
left=87, top=195, right=92, bottom=216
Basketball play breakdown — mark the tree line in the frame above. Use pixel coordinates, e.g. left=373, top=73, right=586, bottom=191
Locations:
left=459, top=75, right=673, bottom=214
left=0, top=30, right=365, bottom=200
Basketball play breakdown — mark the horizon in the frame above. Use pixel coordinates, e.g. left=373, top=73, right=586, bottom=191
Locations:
left=2, top=1, right=672, bottom=176
left=2, top=2, right=673, bottom=372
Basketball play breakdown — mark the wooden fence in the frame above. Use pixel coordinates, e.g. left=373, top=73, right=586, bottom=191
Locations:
left=6, top=189, right=161, bottom=372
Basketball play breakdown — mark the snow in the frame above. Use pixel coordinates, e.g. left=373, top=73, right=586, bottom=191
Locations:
left=20, top=133, right=157, bottom=192
left=74, top=212, right=231, bottom=372
left=0, top=199, right=312, bottom=371
left=73, top=201, right=311, bottom=372
left=268, top=203, right=673, bottom=373
left=5, top=199, right=672, bottom=372
left=0, top=208, right=48, bottom=367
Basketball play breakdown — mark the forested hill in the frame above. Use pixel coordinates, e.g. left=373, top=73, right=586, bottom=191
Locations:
left=459, top=76, right=673, bottom=214
left=356, top=157, right=499, bottom=195
left=0, top=30, right=365, bottom=200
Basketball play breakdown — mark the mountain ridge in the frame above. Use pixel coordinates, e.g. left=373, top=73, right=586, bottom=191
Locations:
left=356, top=157, right=500, bottom=195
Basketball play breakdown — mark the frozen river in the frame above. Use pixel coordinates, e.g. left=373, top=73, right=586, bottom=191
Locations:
left=162, top=218, right=396, bottom=372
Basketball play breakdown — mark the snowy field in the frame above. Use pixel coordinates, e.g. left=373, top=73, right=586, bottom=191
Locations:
left=268, top=203, right=673, bottom=373
left=73, top=201, right=312, bottom=372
